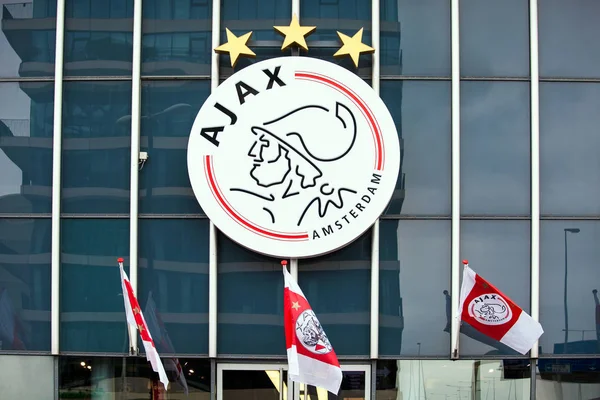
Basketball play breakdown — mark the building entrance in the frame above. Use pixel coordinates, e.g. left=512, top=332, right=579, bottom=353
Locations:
left=217, top=363, right=371, bottom=400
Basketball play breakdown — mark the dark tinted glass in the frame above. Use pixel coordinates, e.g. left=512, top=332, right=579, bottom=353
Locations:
left=539, top=0, right=600, bottom=78
left=142, top=0, right=212, bottom=76
left=64, top=0, right=134, bottom=77
left=537, top=358, right=600, bottom=396
left=59, top=356, right=211, bottom=397
left=298, top=230, right=371, bottom=356
left=460, top=221, right=531, bottom=356
left=460, top=0, right=529, bottom=77
left=380, top=81, right=451, bottom=216
left=0, top=0, right=57, bottom=78
left=376, top=359, right=531, bottom=399
left=140, top=80, right=209, bottom=215
left=219, top=0, right=291, bottom=76
left=540, top=83, right=600, bottom=216
left=138, top=219, right=209, bottom=355
left=301, top=0, right=372, bottom=73
left=540, top=221, right=600, bottom=356
left=379, top=220, right=450, bottom=356
left=461, top=82, right=530, bottom=216
left=217, top=233, right=284, bottom=355
left=0, top=218, right=51, bottom=351
left=380, top=0, right=450, bottom=76
left=60, top=219, right=130, bottom=353
left=61, top=81, right=132, bottom=214
left=0, top=82, right=54, bottom=214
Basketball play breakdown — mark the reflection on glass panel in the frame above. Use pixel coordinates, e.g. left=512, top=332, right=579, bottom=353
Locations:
left=379, top=220, right=450, bottom=356
left=376, top=359, right=531, bottom=400
left=460, top=221, right=531, bottom=356
left=138, top=219, right=209, bottom=355
left=142, top=0, right=212, bottom=76
left=140, top=80, right=209, bottom=215
left=540, top=221, right=600, bottom=356
left=59, top=356, right=210, bottom=398
left=539, top=0, right=600, bottom=78
left=537, top=358, right=600, bottom=399
left=217, top=233, right=284, bottom=355
left=299, top=230, right=371, bottom=356
left=301, top=0, right=372, bottom=73
left=223, top=369, right=286, bottom=400
left=380, top=81, right=450, bottom=216
left=219, top=0, right=291, bottom=76
left=461, top=82, right=530, bottom=216
left=0, top=0, right=57, bottom=78
left=0, top=355, right=53, bottom=397
left=60, top=219, right=129, bottom=353
left=64, top=0, right=134, bottom=76
left=380, top=0, right=450, bottom=77
left=540, top=83, right=600, bottom=216
left=0, top=218, right=51, bottom=351
left=460, top=0, right=529, bottom=77
left=62, top=81, right=131, bottom=214
left=0, top=82, right=54, bottom=214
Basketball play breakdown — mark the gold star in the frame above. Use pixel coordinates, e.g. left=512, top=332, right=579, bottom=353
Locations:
left=215, top=28, right=256, bottom=68
left=292, top=301, right=300, bottom=311
left=333, top=28, right=375, bottom=68
left=132, top=306, right=140, bottom=315
left=274, top=14, right=316, bottom=51
left=137, top=323, right=145, bottom=333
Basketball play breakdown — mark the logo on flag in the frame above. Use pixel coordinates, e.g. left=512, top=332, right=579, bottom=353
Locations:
left=283, top=262, right=342, bottom=394
left=296, top=309, right=333, bottom=354
left=468, top=293, right=512, bottom=325
left=458, top=260, right=544, bottom=355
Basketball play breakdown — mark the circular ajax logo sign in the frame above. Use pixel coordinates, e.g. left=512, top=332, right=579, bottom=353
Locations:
left=187, top=57, right=400, bottom=258
left=295, top=309, right=333, bottom=355
left=468, top=293, right=513, bottom=326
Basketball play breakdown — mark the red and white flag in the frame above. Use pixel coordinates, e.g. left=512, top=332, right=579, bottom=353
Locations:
left=283, top=263, right=342, bottom=395
left=458, top=260, right=543, bottom=355
left=118, top=258, right=169, bottom=390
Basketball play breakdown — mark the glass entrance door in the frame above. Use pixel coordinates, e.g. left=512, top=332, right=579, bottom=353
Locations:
left=218, top=363, right=370, bottom=400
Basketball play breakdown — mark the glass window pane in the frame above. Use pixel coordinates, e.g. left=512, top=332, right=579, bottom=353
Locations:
left=60, top=219, right=129, bottom=353
left=460, top=0, right=529, bottom=77
left=380, top=81, right=451, bottom=216
left=140, top=80, right=209, bottom=215
left=540, top=221, right=600, bottom=356
left=379, top=220, right=450, bottom=357
left=0, top=218, right=51, bottom=351
left=62, top=81, right=132, bottom=214
left=0, top=82, right=54, bottom=214
left=0, top=355, right=53, bottom=397
left=537, top=358, right=600, bottom=398
left=139, top=219, right=209, bottom=355
left=219, top=0, right=291, bottom=76
left=460, top=221, right=531, bottom=356
left=142, top=0, right=212, bottom=76
left=541, top=83, right=600, bottom=216
left=64, top=0, right=133, bottom=77
left=0, top=1, right=56, bottom=78
left=376, top=359, right=531, bottom=399
left=217, top=234, right=284, bottom=355
left=298, top=229, right=371, bottom=356
left=461, top=82, right=530, bottom=216
left=301, top=0, right=372, bottom=73
left=539, top=0, right=600, bottom=78
left=59, top=356, right=211, bottom=398
left=380, top=0, right=450, bottom=77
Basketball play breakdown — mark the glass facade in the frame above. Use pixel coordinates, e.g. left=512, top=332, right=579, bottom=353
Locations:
left=0, top=0, right=598, bottom=398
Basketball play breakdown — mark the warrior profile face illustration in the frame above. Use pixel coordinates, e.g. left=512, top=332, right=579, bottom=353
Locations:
left=295, top=310, right=333, bottom=354
left=233, top=102, right=358, bottom=226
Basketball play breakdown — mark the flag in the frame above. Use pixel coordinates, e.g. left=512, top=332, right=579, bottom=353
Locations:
left=0, top=288, right=26, bottom=350
left=118, top=258, right=169, bottom=390
left=458, top=260, right=543, bottom=355
left=283, top=263, right=342, bottom=395
left=144, top=292, right=189, bottom=395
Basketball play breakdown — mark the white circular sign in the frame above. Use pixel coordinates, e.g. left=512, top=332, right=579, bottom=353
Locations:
left=187, top=57, right=400, bottom=258
left=468, top=293, right=513, bottom=326
left=295, top=309, right=333, bottom=355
